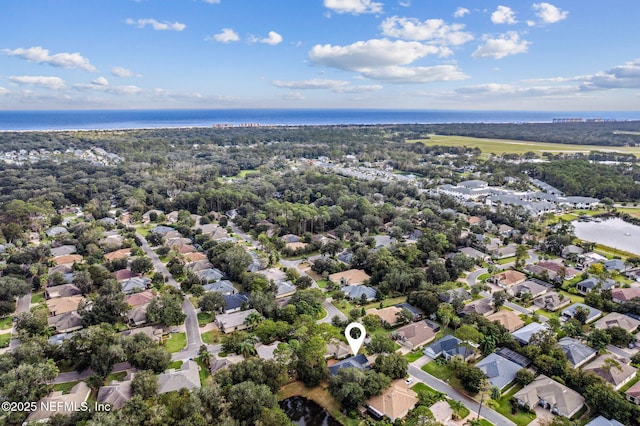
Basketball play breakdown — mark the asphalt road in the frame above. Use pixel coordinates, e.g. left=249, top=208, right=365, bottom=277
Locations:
left=136, top=232, right=202, bottom=353
left=408, top=364, right=516, bottom=426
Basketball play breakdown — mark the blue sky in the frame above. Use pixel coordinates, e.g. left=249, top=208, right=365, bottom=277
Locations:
left=1, top=0, right=639, bottom=110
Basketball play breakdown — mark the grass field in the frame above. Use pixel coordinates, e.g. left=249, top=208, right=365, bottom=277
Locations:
left=0, top=333, right=11, bottom=348
left=495, top=385, right=536, bottom=426
left=165, top=332, right=187, bottom=353
left=617, top=207, right=640, bottom=219
left=410, top=134, right=640, bottom=158
left=405, top=351, right=423, bottom=363
left=201, top=329, right=221, bottom=345
left=197, top=312, right=214, bottom=327
left=422, top=360, right=464, bottom=391
left=0, top=316, right=14, bottom=330
left=53, top=381, right=80, bottom=394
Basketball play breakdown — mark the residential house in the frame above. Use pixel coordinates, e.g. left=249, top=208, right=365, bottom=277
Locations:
left=281, top=234, right=302, bottom=243
left=125, top=289, right=155, bottom=307
left=395, top=303, right=422, bottom=321
left=342, top=285, right=377, bottom=302
left=492, top=244, right=518, bottom=260
left=216, top=308, right=258, bottom=333
left=366, top=306, right=404, bottom=327
left=256, top=341, right=281, bottom=361
left=577, top=277, right=617, bottom=295
left=195, top=268, right=224, bottom=283
left=114, top=269, right=136, bottom=281
left=127, top=305, right=149, bottom=326
left=328, top=354, right=369, bottom=376
left=558, top=337, right=598, bottom=368
left=429, top=400, right=453, bottom=425
left=496, top=347, right=531, bottom=367
left=513, top=374, right=585, bottom=418
left=584, top=356, right=638, bottom=390
left=176, top=244, right=196, bottom=254
left=508, top=280, right=549, bottom=298
left=187, top=259, right=214, bottom=272
left=561, top=303, right=602, bottom=324
left=561, top=245, right=584, bottom=259
left=604, top=259, right=627, bottom=272
left=438, top=288, right=471, bottom=304
left=26, top=382, right=91, bottom=423
left=612, top=287, right=640, bottom=304
left=46, top=226, right=69, bottom=237
left=50, top=245, right=77, bottom=257
left=393, top=321, right=437, bottom=349
left=97, top=373, right=133, bottom=409
left=584, top=416, right=625, bottom=426
left=512, top=322, right=548, bottom=345
left=579, top=252, right=608, bottom=269
left=157, top=360, right=201, bottom=394
left=223, top=293, right=249, bottom=313
left=528, top=261, right=578, bottom=281
left=498, top=224, right=514, bottom=236
left=626, top=381, right=640, bottom=405
left=492, top=270, right=527, bottom=289
left=329, top=269, right=371, bottom=286
left=366, top=380, right=418, bottom=422
left=276, top=281, right=297, bottom=299
left=52, top=254, right=83, bottom=267
left=203, top=280, right=236, bottom=295
left=486, top=310, right=525, bottom=332
left=533, top=291, right=571, bottom=311
left=594, top=312, right=640, bottom=333
left=120, top=277, right=151, bottom=294
left=45, top=284, right=81, bottom=299
left=183, top=252, right=207, bottom=263
left=476, top=352, right=522, bottom=390
left=423, top=335, right=475, bottom=361
left=46, top=295, right=84, bottom=316
left=48, top=311, right=83, bottom=333
left=460, top=298, right=493, bottom=316
left=209, top=356, right=231, bottom=373
left=104, top=248, right=132, bottom=262
left=459, top=247, right=490, bottom=262
left=325, top=340, right=352, bottom=360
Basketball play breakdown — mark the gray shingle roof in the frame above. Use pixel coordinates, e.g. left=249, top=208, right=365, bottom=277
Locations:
left=476, top=353, right=522, bottom=390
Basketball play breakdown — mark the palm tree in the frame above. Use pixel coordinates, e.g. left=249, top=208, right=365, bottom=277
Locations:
left=449, top=400, right=465, bottom=420
left=244, top=311, right=263, bottom=329
left=238, top=339, right=257, bottom=358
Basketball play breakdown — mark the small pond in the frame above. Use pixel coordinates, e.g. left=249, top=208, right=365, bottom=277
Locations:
left=279, top=396, right=341, bottom=426
left=572, top=218, right=640, bottom=256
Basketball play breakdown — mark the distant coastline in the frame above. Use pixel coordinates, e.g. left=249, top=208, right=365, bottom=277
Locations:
left=0, top=109, right=638, bottom=131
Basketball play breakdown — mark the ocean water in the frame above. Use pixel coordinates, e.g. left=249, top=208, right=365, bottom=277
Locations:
left=0, top=109, right=638, bottom=131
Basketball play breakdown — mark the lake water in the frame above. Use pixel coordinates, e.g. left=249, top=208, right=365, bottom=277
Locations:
left=279, top=396, right=341, bottom=426
left=573, top=218, right=640, bottom=255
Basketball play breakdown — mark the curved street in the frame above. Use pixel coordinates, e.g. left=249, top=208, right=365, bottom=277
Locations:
left=136, top=232, right=203, bottom=354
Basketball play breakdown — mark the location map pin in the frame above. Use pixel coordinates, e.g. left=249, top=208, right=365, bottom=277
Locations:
left=345, top=322, right=366, bottom=356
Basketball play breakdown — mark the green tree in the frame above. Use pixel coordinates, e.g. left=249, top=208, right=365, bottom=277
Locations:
left=366, top=333, right=396, bottom=354
left=227, top=381, right=278, bottom=424
left=373, top=353, right=408, bottom=379
left=199, top=291, right=225, bottom=313
left=131, top=369, right=158, bottom=399
left=146, top=293, right=186, bottom=326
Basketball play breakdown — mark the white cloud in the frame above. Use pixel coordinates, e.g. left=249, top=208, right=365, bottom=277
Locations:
left=2, top=46, right=96, bottom=72
left=532, top=3, right=568, bottom=24
left=208, top=28, right=240, bottom=43
left=107, top=85, right=143, bottom=95
left=272, top=78, right=382, bottom=92
left=580, top=59, right=640, bottom=90
left=280, top=91, right=305, bottom=100
left=91, top=77, right=109, bottom=86
left=273, top=79, right=350, bottom=90
left=0, top=87, right=9, bottom=96
left=260, top=31, right=283, bottom=45
left=380, top=16, right=473, bottom=45
left=323, top=0, right=383, bottom=15
left=125, top=18, right=186, bottom=31
left=202, top=0, right=220, bottom=3
left=309, top=39, right=449, bottom=71
left=358, top=65, right=468, bottom=84
left=111, top=66, right=142, bottom=78
left=454, top=7, right=470, bottom=18
left=472, top=32, right=530, bottom=59
left=491, top=5, right=517, bottom=24
left=399, top=1, right=411, bottom=7
left=9, top=75, right=66, bottom=90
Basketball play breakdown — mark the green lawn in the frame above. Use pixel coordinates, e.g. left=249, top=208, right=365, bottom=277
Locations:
left=410, top=134, right=640, bottom=158
left=168, top=360, right=183, bottom=370
left=405, top=351, right=424, bottom=363
left=136, top=224, right=154, bottom=237
left=497, top=256, right=517, bottom=265
left=421, top=360, right=463, bottom=391
left=105, top=371, right=127, bottom=384
left=316, top=279, right=330, bottom=289
left=201, top=329, right=221, bottom=345
left=448, top=399, right=470, bottom=419
left=495, top=385, right=536, bottom=426
left=0, top=316, right=14, bottom=330
left=477, top=273, right=490, bottom=282
left=53, top=381, right=80, bottom=394
left=31, top=292, right=45, bottom=304
left=619, top=373, right=640, bottom=393
left=196, top=358, right=211, bottom=385
left=197, top=312, right=214, bottom=327
left=0, top=333, right=11, bottom=348
left=411, top=382, right=442, bottom=398
left=165, top=332, right=187, bottom=353
left=477, top=420, right=494, bottom=426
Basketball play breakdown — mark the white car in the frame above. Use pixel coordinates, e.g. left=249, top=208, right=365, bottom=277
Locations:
left=405, top=378, right=414, bottom=385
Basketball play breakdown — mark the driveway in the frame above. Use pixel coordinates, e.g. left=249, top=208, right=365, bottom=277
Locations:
left=408, top=363, right=516, bottom=426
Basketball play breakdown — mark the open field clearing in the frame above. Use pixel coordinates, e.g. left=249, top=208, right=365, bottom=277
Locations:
left=409, top=135, right=640, bottom=157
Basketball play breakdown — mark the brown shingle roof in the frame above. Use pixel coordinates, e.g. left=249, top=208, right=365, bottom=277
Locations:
left=367, top=380, right=418, bottom=421
left=493, top=270, right=526, bottom=287
left=486, top=310, right=525, bottom=332
left=328, top=269, right=371, bottom=285
left=366, top=306, right=403, bottom=326
left=104, top=248, right=132, bottom=261
left=46, top=295, right=84, bottom=316
left=52, top=254, right=83, bottom=266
